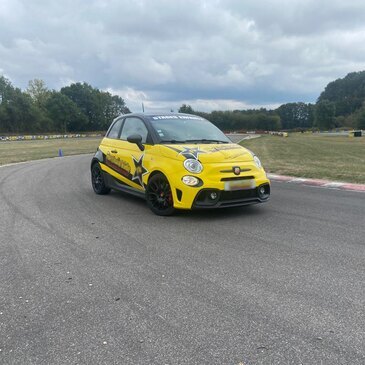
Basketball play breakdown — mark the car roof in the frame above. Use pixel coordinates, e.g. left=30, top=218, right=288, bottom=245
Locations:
left=122, top=111, right=204, bottom=119
left=112, top=113, right=206, bottom=127
left=118, top=112, right=202, bottom=119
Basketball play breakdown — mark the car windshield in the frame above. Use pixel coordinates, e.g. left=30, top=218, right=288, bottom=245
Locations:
left=149, top=115, right=230, bottom=144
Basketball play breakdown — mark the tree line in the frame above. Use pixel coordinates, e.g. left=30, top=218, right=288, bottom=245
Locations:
left=179, top=71, right=365, bottom=131
left=179, top=103, right=315, bottom=132
left=1, top=71, right=365, bottom=134
left=179, top=104, right=283, bottom=132
left=0, top=77, right=130, bottom=133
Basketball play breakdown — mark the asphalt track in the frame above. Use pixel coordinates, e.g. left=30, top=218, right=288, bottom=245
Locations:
left=0, top=155, right=364, bottom=365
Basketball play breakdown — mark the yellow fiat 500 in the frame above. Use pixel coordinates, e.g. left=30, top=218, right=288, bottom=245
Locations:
left=91, top=113, right=270, bottom=215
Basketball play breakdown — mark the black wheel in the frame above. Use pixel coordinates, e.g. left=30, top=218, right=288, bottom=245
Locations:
left=91, top=163, right=111, bottom=195
left=146, top=173, right=175, bottom=216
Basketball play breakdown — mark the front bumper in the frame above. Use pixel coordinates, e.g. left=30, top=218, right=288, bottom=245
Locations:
left=191, top=183, right=270, bottom=209
left=169, top=160, right=270, bottom=210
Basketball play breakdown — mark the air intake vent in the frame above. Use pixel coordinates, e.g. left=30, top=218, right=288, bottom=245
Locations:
left=221, top=176, right=255, bottom=182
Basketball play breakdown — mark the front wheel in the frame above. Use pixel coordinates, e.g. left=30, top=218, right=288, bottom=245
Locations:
left=91, top=163, right=111, bottom=195
left=146, top=173, right=175, bottom=216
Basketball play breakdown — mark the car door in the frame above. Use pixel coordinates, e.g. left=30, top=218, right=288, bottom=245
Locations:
left=110, top=116, right=152, bottom=191
left=100, top=117, right=125, bottom=173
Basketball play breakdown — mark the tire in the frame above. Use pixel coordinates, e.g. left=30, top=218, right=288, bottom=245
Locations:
left=146, top=173, right=175, bottom=216
left=91, top=162, right=111, bottom=195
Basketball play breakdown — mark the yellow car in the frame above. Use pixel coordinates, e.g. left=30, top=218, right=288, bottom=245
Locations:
left=91, top=113, right=270, bottom=215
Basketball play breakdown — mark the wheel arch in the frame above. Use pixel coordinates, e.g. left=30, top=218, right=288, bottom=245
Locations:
left=91, top=158, right=99, bottom=168
left=147, top=170, right=166, bottom=182
left=145, top=170, right=175, bottom=216
left=147, top=170, right=175, bottom=191
left=90, top=148, right=104, bottom=169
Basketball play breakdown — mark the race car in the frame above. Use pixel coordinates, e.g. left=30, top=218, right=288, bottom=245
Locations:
left=91, top=113, right=270, bottom=215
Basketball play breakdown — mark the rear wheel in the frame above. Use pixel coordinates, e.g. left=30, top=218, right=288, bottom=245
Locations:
left=146, top=173, right=175, bottom=216
left=91, top=163, right=111, bottom=195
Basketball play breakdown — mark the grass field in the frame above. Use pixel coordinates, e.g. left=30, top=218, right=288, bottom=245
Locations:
left=1, top=134, right=364, bottom=184
left=241, top=134, right=365, bottom=183
left=0, top=138, right=101, bottom=166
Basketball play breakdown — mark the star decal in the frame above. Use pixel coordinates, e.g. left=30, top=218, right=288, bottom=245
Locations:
left=179, top=147, right=206, bottom=160
left=132, top=154, right=148, bottom=188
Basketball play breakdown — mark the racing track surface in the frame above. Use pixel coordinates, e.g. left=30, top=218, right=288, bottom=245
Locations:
left=0, top=155, right=364, bottom=365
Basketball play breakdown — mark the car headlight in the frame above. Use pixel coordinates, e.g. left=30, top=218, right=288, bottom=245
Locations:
left=184, top=159, right=203, bottom=173
left=253, top=155, right=262, bottom=168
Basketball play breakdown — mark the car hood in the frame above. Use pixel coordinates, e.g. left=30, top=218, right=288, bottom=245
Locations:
left=159, top=143, right=253, bottom=163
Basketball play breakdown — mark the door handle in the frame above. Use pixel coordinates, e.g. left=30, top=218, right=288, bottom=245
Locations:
left=111, top=150, right=117, bottom=153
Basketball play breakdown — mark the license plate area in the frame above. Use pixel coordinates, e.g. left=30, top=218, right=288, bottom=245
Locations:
left=224, top=179, right=256, bottom=191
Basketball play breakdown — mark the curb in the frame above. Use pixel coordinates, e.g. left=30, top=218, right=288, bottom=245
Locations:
left=268, top=173, right=365, bottom=193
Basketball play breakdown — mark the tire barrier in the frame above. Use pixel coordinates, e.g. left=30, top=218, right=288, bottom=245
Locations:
left=269, top=131, right=288, bottom=137
left=348, top=130, right=363, bottom=137
left=0, top=133, right=103, bottom=141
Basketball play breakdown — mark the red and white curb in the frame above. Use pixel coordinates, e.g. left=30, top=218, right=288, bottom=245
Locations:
left=267, top=173, right=365, bottom=193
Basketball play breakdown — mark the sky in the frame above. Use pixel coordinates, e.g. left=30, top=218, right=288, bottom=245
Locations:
left=1, top=0, right=365, bottom=112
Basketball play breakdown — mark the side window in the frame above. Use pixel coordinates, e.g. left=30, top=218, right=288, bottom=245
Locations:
left=120, top=117, right=149, bottom=143
left=107, top=119, right=123, bottom=139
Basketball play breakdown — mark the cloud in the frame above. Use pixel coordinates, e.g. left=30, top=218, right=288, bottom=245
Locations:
left=108, top=86, right=281, bottom=113
left=1, top=0, right=365, bottom=111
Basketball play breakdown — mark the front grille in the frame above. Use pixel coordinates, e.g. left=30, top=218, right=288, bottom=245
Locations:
left=193, top=183, right=270, bottom=209
left=220, top=168, right=251, bottom=173
left=220, top=189, right=257, bottom=200
left=221, top=176, right=255, bottom=182
left=193, top=187, right=259, bottom=208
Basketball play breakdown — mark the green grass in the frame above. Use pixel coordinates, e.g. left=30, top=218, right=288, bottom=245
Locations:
left=1, top=134, right=364, bottom=184
left=0, top=138, right=101, bottom=166
left=241, top=134, right=365, bottom=183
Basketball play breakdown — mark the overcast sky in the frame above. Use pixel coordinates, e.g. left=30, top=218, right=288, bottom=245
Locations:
left=1, top=0, right=365, bottom=112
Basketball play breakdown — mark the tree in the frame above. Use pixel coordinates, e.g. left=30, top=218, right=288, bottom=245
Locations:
left=354, top=105, right=365, bottom=129
left=178, top=104, right=194, bottom=114
left=314, top=100, right=336, bottom=130
left=111, top=94, right=130, bottom=116
left=99, top=92, right=130, bottom=130
left=61, top=82, right=129, bottom=130
left=0, top=77, right=131, bottom=133
left=0, top=76, right=15, bottom=132
left=277, top=102, right=314, bottom=129
left=61, top=83, right=99, bottom=129
left=0, top=75, right=15, bottom=105
left=318, top=71, right=365, bottom=116
left=26, top=79, right=51, bottom=108
left=0, top=88, right=39, bottom=133
left=45, top=92, right=88, bottom=132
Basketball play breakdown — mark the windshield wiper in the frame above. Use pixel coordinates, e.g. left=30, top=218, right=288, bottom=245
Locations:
left=160, top=139, right=229, bottom=144
left=160, top=139, right=187, bottom=144
left=185, top=139, right=229, bottom=144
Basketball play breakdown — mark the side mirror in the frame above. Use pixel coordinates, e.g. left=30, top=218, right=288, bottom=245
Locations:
left=127, top=134, right=145, bottom=151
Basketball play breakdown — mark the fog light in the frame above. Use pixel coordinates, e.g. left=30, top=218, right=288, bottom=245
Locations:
left=258, top=184, right=270, bottom=199
left=210, top=192, right=218, bottom=200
